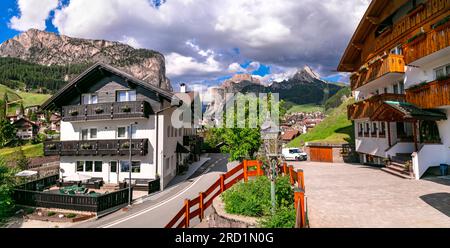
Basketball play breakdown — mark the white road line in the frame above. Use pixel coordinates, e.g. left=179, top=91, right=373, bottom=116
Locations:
left=99, top=157, right=223, bottom=228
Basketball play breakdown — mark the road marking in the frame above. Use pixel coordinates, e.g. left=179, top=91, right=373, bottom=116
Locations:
left=99, top=156, right=225, bottom=228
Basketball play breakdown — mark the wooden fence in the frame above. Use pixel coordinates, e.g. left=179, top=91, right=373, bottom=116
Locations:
left=165, top=160, right=307, bottom=228
left=13, top=175, right=132, bottom=214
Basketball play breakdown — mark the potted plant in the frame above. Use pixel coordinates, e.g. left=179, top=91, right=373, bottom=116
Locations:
left=404, top=160, right=412, bottom=173
left=94, top=107, right=104, bottom=114
left=69, top=110, right=79, bottom=116
left=81, top=143, right=92, bottom=149
left=121, top=105, right=131, bottom=113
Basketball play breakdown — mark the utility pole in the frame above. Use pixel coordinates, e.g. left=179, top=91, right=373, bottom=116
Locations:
left=128, top=122, right=138, bottom=207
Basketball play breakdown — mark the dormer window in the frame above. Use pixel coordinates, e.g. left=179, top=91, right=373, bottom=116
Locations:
left=81, top=94, right=98, bottom=105
left=116, top=90, right=136, bottom=102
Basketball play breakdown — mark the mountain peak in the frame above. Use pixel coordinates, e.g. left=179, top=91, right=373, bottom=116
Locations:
left=0, top=29, right=172, bottom=90
left=292, top=65, right=322, bottom=82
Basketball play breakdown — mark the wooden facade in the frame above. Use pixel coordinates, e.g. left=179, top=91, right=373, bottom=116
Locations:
left=350, top=54, right=405, bottom=90
left=406, top=77, right=450, bottom=109
left=347, top=93, right=406, bottom=120
left=44, top=139, right=149, bottom=156
left=309, top=147, right=333, bottom=163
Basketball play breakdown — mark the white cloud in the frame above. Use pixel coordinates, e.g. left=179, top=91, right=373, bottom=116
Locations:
left=9, top=0, right=59, bottom=31
left=14, top=0, right=369, bottom=83
left=227, top=63, right=246, bottom=73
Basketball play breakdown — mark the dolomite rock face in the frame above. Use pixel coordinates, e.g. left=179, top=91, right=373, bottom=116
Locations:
left=0, top=29, right=172, bottom=90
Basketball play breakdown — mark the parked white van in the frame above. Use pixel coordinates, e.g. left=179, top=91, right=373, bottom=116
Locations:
left=282, top=148, right=307, bottom=161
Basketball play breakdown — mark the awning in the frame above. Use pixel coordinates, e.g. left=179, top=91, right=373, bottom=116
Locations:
left=176, top=142, right=190, bottom=153
left=371, top=101, right=447, bottom=122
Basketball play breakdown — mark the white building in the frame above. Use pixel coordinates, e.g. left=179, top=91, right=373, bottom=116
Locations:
left=338, top=0, right=449, bottom=179
left=41, top=63, right=199, bottom=190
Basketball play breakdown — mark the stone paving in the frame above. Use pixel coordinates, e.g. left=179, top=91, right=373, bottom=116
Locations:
left=291, top=162, right=450, bottom=228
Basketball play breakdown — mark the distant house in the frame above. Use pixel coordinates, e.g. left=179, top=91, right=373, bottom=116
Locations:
left=24, top=105, right=40, bottom=116
left=281, top=129, right=300, bottom=143
left=49, top=113, right=61, bottom=132
left=13, top=118, right=39, bottom=140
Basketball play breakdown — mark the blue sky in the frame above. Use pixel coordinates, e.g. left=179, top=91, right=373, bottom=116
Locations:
left=0, top=0, right=369, bottom=86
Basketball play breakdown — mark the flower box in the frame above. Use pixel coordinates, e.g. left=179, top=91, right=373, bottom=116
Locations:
left=406, top=32, right=426, bottom=45
left=121, top=143, right=130, bottom=149
left=81, top=143, right=92, bottom=150
left=432, top=16, right=450, bottom=31
left=121, top=106, right=131, bottom=113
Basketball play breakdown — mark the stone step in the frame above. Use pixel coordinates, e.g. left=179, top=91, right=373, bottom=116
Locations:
left=381, top=166, right=413, bottom=179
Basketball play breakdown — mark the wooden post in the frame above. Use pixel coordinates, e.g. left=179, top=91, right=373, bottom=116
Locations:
left=289, top=166, right=294, bottom=185
left=243, top=160, right=248, bottom=182
left=387, top=121, right=392, bottom=147
left=413, top=120, right=418, bottom=152
left=282, top=162, right=288, bottom=175
left=220, top=174, right=225, bottom=193
left=257, top=161, right=263, bottom=176
left=199, top=192, right=204, bottom=221
left=294, top=189, right=306, bottom=228
left=297, top=169, right=305, bottom=190
left=184, top=199, right=190, bottom=228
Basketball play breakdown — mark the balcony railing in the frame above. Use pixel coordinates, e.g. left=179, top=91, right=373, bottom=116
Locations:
left=406, top=77, right=450, bottom=109
left=62, top=101, right=151, bottom=122
left=44, top=139, right=149, bottom=156
left=375, top=0, right=449, bottom=52
left=347, top=93, right=406, bottom=120
left=403, top=24, right=449, bottom=65
left=350, top=54, right=405, bottom=90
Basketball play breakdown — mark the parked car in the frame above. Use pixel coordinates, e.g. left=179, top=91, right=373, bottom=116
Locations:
left=282, top=148, right=307, bottom=161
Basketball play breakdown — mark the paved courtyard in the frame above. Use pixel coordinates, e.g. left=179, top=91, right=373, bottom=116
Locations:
left=291, top=162, right=450, bottom=228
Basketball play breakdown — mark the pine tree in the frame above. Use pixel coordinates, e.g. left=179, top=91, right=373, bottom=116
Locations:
left=14, top=147, right=30, bottom=171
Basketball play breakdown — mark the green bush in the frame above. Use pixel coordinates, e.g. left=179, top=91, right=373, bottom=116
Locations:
left=65, top=213, right=77, bottom=218
left=222, top=176, right=293, bottom=217
left=259, top=205, right=296, bottom=228
left=47, top=211, right=56, bottom=217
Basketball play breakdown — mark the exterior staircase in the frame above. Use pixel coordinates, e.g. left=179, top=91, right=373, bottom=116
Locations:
left=381, top=154, right=414, bottom=179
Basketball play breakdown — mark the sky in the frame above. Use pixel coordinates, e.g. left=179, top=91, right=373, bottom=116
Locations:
left=0, top=0, right=370, bottom=90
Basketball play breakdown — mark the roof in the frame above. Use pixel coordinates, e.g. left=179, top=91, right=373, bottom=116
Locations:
left=372, top=101, right=447, bottom=121
left=41, top=62, right=177, bottom=110
left=13, top=117, right=38, bottom=127
left=337, top=0, right=391, bottom=72
left=281, top=130, right=300, bottom=141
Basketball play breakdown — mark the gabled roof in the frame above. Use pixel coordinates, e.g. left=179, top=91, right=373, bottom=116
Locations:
left=371, top=101, right=447, bottom=121
left=41, top=62, right=176, bottom=110
left=13, top=117, right=38, bottom=127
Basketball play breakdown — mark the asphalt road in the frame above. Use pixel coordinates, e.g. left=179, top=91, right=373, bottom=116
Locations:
left=74, top=153, right=232, bottom=228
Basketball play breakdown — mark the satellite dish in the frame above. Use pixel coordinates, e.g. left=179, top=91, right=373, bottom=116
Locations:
left=60, top=168, right=65, bottom=173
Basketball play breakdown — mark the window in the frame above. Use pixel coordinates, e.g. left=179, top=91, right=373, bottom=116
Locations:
left=379, top=122, right=386, bottom=137
left=90, top=128, right=97, bottom=139
left=393, top=84, right=399, bottom=94
left=120, top=161, right=130, bottom=172
left=116, top=90, right=137, bottom=102
left=358, top=123, right=363, bottom=137
left=76, top=161, right=84, bottom=172
left=81, top=129, right=88, bottom=140
left=390, top=46, right=402, bottom=55
left=131, top=161, right=141, bottom=173
left=85, top=161, right=93, bottom=172
left=110, top=161, right=118, bottom=173
left=383, top=87, right=388, bottom=94
left=81, top=94, right=98, bottom=105
left=434, top=64, right=450, bottom=80
left=94, top=161, right=102, bottom=172
left=117, top=127, right=126, bottom=138
left=365, top=123, right=370, bottom=137
left=372, top=122, right=378, bottom=136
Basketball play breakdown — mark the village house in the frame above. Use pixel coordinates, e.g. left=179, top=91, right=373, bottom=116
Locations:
left=13, top=117, right=39, bottom=140
left=40, top=62, right=200, bottom=190
left=338, top=0, right=449, bottom=179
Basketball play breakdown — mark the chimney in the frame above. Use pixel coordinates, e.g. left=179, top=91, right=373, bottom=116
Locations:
left=180, top=83, right=187, bottom=93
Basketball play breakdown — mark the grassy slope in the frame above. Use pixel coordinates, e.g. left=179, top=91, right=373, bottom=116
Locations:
left=0, top=84, right=51, bottom=114
left=287, top=98, right=355, bottom=147
left=287, top=104, right=324, bottom=114
left=0, top=143, right=44, bottom=160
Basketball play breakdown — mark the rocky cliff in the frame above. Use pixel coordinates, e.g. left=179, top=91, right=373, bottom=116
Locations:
left=0, top=29, right=172, bottom=90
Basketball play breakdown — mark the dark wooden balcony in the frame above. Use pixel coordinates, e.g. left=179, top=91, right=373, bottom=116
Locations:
left=347, top=94, right=406, bottom=120
left=44, top=139, right=149, bottom=156
left=406, top=77, right=450, bottom=109
left=62, top=101, right=152, bottom=122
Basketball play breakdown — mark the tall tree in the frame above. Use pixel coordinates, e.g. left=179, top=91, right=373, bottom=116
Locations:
left=0, top=119, right=17, bottom=148
left=0, top=158, right=19, bottom=219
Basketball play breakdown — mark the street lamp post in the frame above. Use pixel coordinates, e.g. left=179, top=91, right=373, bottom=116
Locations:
left=128, top=122, right=138, bottom=207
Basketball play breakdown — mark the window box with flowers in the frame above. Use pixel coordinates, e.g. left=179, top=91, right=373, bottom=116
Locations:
left=432, top=16, right=450, bottom=32
left=121, top=106, right=131, bottom=113
left=94, top=107, right=104, bottom=114
left=406, top=31, right=426, bottom=45
left=81, top=143, right=93, bottom=150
